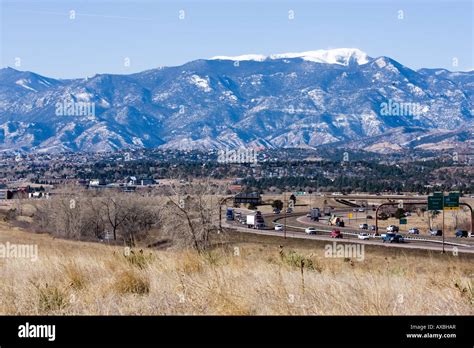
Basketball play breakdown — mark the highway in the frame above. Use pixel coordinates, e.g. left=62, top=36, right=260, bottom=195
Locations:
left=222, top=208, right=474, bottom=254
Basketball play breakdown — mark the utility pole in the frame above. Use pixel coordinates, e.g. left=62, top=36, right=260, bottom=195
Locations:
left=442, top=191, right=445, bottom=254
left=219, top=196, right=233, bottom=232
left=219, top=199, right=223, bottom=232
left=453, top=210, right=458, bottom=230
left=284, top=191, right=287, bottom=239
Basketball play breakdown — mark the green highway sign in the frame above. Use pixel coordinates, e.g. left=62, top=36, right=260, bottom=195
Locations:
left=426, top=192, right=460, bottom=254
left=399, top=218, right=407, bottom=225
left=428, top=196, right=443, bottom=210
left=443, top=192, right=459, bottom=210
left=428, top=192, right=460, bottom=211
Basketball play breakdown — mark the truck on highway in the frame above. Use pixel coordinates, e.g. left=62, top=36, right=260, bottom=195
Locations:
left=226, top=208, right=234, bottom=221
left=246, top=211, right=265, bottom=229
left=310, top=208, right=320, bottom=221
left=329, top=215, right=345, bottom=227
left=386, top=225, right=399, bottom=232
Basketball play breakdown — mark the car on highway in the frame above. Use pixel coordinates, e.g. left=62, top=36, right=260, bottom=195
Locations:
left=358, top=208, right=365, bottom=212
left=358, top=233, right=370, bottom=240
left=382, top=233, right=404, bottom=243
left=330, top=229, right=343, bottom=238
left=352, top=208, right=358, bottom=212
left=273, top=208, right=281, bottom=214
left=305, top=227, right=317, bottom=235
left=408, top=228, right=419, bottom=234
left=455, top=230, right=468, bottom=238
left=429, top=229, right=442, bottom=236
left=386, top=225, right=399, bottom=232
left=274, top=224, right=284, bottom=231
left=359, top=223, right=368, bottom=230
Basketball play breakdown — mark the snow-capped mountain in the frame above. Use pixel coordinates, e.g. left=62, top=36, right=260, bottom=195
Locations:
left=211, top=48, right=369, bottom=66
left=0, top=48, right=472, bottom=153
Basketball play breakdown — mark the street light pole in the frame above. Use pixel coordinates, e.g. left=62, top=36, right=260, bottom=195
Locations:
left=219, top=195, right=234, bottom=233
left=365, top=200, right=368, bottom=225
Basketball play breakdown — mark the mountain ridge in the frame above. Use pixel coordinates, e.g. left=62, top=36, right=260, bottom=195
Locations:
left=0, top=49, right=472, bottom=153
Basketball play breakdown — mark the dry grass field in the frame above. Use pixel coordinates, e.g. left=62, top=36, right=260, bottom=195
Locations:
left=0, top=222, right=472, bottom=315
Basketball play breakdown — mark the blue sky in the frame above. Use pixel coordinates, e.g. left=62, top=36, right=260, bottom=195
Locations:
left=1, top=0, right=472, bottom=78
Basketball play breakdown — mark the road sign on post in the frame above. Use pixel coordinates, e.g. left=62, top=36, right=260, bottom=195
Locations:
left=428, top=192, right=446, bottom=253
left=443, top=192, right=460, bottom=210
left=428, top=196, right=443, bottom=210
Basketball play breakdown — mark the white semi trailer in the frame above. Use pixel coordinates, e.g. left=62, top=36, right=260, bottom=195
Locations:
left=246, top=212, right=265, bottom=229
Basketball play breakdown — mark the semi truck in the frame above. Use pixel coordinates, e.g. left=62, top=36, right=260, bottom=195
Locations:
left=246, top=211, right=265, bottom=229
left=329, top=215, right=345, bottom=227
left=323, top=206, right=333, bottom=216
left=226, top=208, right=234, bottom=221
left=310, top=208, right=320, bottom=221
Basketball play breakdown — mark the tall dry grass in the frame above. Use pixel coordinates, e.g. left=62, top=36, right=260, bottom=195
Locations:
left=0, top=223, right=472, bottom=315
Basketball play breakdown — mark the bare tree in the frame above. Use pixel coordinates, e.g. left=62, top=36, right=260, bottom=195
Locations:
left=102, top=193, right=129, bottom=241
left=82, top=198, right=106, bottom=239
left=121, top=201, right=159, bottom=246
left=34, top=192, right=87, bottom=239
left=163, top=179, right=226, bottom=253
left=98, top=191, right=161, bottom=245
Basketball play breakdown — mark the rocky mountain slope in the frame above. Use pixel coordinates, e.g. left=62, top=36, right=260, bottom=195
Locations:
left=0, top=48, right=472, bottom=153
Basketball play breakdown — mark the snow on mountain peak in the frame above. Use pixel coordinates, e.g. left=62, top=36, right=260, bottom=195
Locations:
left=210, top=54, right=267, bottom=62
left=270, top=48, right=369, bottom=65
left=15, top=79, right=37, bottom=92
left=211, top=48, right=369, bottom=66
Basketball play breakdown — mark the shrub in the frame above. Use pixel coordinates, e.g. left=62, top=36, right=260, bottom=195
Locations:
left=35, top=283, right=68, bottom=312
left=114, top=270, right=150, bottom=295
left=62, top=262, right=87, bottom=290
left=281, top=250, right=315, bottom=271
left=123, top=249, right=154, bottom=270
